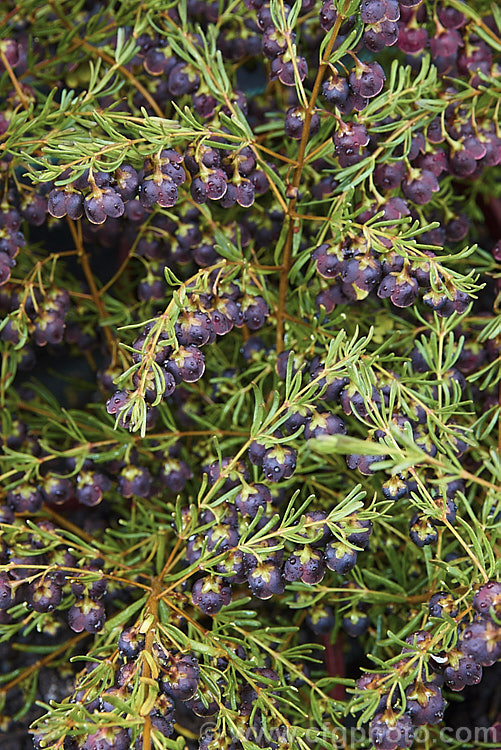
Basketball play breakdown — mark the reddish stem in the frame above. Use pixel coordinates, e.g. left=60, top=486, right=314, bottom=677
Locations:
left=321, top=633, right=346, bottom=701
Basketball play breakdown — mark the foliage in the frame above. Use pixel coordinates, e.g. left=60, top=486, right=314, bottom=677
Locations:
left=0, top=0, right=500, bottom=749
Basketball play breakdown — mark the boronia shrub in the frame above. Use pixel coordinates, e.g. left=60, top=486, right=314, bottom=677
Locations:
left=0, top=0, right=500, bottom=748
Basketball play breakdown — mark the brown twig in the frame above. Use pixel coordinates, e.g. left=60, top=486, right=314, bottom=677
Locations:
left=276, top=7, right=347, bottom=353
left=0, top=49, right=29, bottom=110
left=0, top=633, right=88, bottom=696
left=66, top=218, right=118, bottom=362
left=140, top=581, right=161, bottom=750
left=48, top=0, right=164, bottom=118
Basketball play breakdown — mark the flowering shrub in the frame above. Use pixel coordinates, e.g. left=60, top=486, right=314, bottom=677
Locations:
left=0, top=0, right=500, bottom=748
